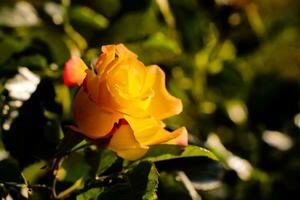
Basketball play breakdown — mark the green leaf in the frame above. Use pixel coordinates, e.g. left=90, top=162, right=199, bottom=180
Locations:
left=69, top=6, right=109, bottom=30
left=141, top=145, right=218, bottom=163
left=128, top=162, right=159, bottom=200
left=77, top=187, right=103, bottom=200
left=96, top=149, right=118, bottom=175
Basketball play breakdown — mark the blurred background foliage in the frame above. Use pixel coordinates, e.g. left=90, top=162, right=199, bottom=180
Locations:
left=0, top=0, right=299, bottom=199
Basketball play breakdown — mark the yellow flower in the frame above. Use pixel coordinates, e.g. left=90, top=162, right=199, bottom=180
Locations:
left=64, top=44, right=187, bottom=160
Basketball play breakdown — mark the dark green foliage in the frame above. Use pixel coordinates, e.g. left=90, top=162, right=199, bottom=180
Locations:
left=0, top=158, right=23, bottom=183
left=3, top=79, right=61, bottom=168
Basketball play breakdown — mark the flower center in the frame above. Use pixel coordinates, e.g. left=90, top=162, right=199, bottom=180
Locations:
left=108, top=60, right=146, bottom=99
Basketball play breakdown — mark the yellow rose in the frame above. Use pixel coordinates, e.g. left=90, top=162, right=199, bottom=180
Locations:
left=64, top=44, right=187, bottom=160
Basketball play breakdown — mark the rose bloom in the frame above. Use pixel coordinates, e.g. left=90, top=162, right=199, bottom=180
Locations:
left=64, top=44, right=187, bottom=160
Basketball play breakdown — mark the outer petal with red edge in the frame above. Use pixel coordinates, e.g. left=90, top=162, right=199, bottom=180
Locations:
left=163, top=127, right=188, bottom=146
left=108, top=119, right=149, bottom=160
left=64, top=56, right=88, bottom=86
left=138, top=126, right=188, bottom=146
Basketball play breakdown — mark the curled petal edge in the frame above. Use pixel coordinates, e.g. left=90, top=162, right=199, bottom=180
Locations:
left=146, top=65, right=183, bottom=120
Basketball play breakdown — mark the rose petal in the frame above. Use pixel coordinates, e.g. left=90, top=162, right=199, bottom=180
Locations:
left=164, top=127, right=188, bottom=146
left=63, top=56, right=88, bottom=86
left=124, top=115, right=164, bottom=142
left=73, top=88, right=121, bottom=139
left=145, top=65, right=183, bottom=120
left=96, top=44, right=137, bottom=75
left=140, top=127, right=188, bottom=146
left=108, top=119, right=149, bottom=160
left=114, top=44, right=137, bottom=58
left=104, top=59, right=151, bottom=117
left=82, top=70, right=121, bottom=113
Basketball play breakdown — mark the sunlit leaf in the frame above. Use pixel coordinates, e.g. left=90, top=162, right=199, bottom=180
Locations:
left=140, top=145, right=218, bottom=163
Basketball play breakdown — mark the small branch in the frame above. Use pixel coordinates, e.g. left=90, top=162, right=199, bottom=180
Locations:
left=29, top=184, right=53, bottom=191
left=0, top=182, right=26, bottom=188
left=0, top=182, right=52, bottom=192
left=177, top=171, right=202, bottom=200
